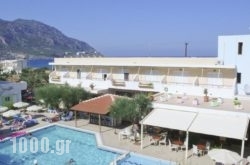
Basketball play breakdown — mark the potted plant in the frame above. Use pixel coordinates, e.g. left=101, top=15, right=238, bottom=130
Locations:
left=233, top=97, right=242, bottom=109
left=203, top=88, right=209, bottom=102
left=89, top=83, right=95, bottom=90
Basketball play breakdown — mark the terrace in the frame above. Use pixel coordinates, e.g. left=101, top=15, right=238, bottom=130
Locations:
left=153, top=92, right=250, bottom=113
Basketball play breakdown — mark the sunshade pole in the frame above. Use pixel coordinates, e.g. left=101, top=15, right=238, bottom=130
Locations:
left=185, top=131, right=189, bottom=161
left=74, top=111, right=77, bottom=127
left=240, top=139, right=245, bottom=158
left=140, top=124, right=144, bottom=149
left=99, top=114, right=101, bottom=132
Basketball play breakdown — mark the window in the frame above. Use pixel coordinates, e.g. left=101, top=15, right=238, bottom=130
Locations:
left=124, top=73, right=129, bottom=81
left=237, top=73, right=241, bottom=84
left=103, top=74, right=107, bottom=80
left=5, top=97, right=10, bottom=102
left=76, top=69, right=81, bottom=79
left=238, top=42, right=243, bottom=55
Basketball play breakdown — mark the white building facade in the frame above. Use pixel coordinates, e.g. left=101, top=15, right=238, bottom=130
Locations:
left=218, top=34, right=250, bottom=95
left=48, top=34, right=250, bottom=98
left=0, top=59, right=27, bottom=73
left=0, top=81, right=27, bottom=106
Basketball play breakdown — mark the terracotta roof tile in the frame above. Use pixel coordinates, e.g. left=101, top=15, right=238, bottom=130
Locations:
left=71, top=94, right=121, bottom=114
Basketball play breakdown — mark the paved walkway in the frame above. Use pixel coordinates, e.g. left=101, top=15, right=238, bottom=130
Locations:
left=1, top=113, right=249, bottom=165
left=23, top=115, right=215, bottom=165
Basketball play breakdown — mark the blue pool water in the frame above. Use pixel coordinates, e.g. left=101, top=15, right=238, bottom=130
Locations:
left=117, top=153, right=176, bottom=165
left=0, top=125, right=176, bottom=165
left=0, top=125, right=119, bottom=165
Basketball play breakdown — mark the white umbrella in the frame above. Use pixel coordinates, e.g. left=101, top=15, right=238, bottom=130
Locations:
left=0, top=106, right=8, bottom=113
left=2, top=110, right=21, bottom=118
left=13, top=102, right=29, bottom=108
left=208, top=149, right=242, bottom=164
left=26, top=105, right=43, bottom=112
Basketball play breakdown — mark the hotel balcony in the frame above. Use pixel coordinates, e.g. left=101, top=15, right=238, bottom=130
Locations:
left=49, top=66, right=236, bottom=98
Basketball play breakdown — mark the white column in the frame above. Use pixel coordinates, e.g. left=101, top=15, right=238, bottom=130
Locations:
left=240, top=139, right=245, bottom=158
left=140, top=124, right=144, bottom=149
left=185, top=131, right=189, bottom=161
left=74, top=111, right=77, bottom=127
left=99, top=114, right=101, bottom=132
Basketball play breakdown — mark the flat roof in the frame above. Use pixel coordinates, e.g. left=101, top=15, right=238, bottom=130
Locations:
left=49, top=57, right=235, bottom=69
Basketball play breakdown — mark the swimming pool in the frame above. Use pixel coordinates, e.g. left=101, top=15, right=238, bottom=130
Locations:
left=0, top=125, right=176, bottom=165
left=0, top=125, right=120, bottom=165
left=116, top=152, right=176, bottom=165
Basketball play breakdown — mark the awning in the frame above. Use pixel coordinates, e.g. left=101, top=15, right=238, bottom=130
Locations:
left=141, top=108, right=249, bottom=158
left=141, top=108, right=197, bottom=131
left=141, top=108, right=249, bottom=140
left=189, top=113, right=249, bottom=140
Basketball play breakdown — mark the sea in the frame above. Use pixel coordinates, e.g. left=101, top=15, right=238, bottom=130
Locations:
left=27, top=58, right=53, bottom=69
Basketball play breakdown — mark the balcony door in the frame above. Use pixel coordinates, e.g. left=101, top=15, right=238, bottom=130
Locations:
left=124, top=73, right=129, bottom=81
left=77, top=69, right=81, bottom=79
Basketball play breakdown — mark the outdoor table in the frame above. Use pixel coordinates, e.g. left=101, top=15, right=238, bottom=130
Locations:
left=172, top=140, right=183, bottom=146
left=197, top=144, right=207, bottom=155
left=151, top=135, right=162, bottom=145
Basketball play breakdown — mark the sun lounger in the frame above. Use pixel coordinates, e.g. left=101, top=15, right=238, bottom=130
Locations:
left=23, top=119, right=38, bottom=127
left=61, top=111, right=73, bottom=121
left=42, top=114, right=60, bottom=123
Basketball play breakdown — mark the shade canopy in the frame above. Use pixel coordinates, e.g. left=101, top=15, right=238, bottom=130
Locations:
left=13, top=102, right=29, bottom=108
left=141, top=108, right=197, bottom=131
left=26, top=105, right=43, bottom=112
left=71, top=94, right=122, bottom=115
left=189, top=113, right=249, bottom=140
left=0, top=106, right=8, bottom=113
left=141, top=108, right=249, bottom=140
left=2, top=110, right=21, bottom=118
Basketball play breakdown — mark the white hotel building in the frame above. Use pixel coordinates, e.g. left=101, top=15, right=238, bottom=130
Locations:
left=49, top=35, right=250, bottom=157
left=49, top=34, right=250, bottom=98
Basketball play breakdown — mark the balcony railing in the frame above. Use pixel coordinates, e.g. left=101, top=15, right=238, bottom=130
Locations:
left=138, top=81, right=154, bottom=88
left=112, top=79, right=125, bottom=86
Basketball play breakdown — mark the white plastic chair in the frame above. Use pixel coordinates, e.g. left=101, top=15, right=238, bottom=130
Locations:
left=129, top=132, right=140, bottom=141
left=168, top=139, right=179, bottom=151
left=192, top=145, right=202, bottom=156
left=119, top=127, right=132, bottom=140
left=158, top=135, right=167, bottom=146
left=180, top=139, right=187, bottom=151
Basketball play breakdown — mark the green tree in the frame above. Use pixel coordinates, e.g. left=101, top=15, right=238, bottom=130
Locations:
left=34, top=84, right=90, bottom=110
left=60, top=84, right=90, bottom=110
left=133, top=93, right=152, bottom=121
left=20, top=68, right=49, bottom=90
left=109, top=97, right=137, bottom=133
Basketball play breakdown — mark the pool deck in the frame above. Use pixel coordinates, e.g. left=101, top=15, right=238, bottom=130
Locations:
left=2, top=113, right=248, bottom=165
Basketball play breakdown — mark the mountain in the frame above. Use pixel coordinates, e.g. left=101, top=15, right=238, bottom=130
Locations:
left=0, top=19, right=100, bottom=58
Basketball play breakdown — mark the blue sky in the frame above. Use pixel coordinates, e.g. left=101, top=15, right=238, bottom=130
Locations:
left=0, top=0, right=250, bottom=57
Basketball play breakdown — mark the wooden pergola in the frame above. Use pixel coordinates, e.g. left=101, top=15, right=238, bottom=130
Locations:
left=70, top=94, right=121, bottom=132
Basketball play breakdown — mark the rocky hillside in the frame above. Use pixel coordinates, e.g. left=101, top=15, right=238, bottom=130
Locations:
left=0, top=19, right=99, bottom=58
